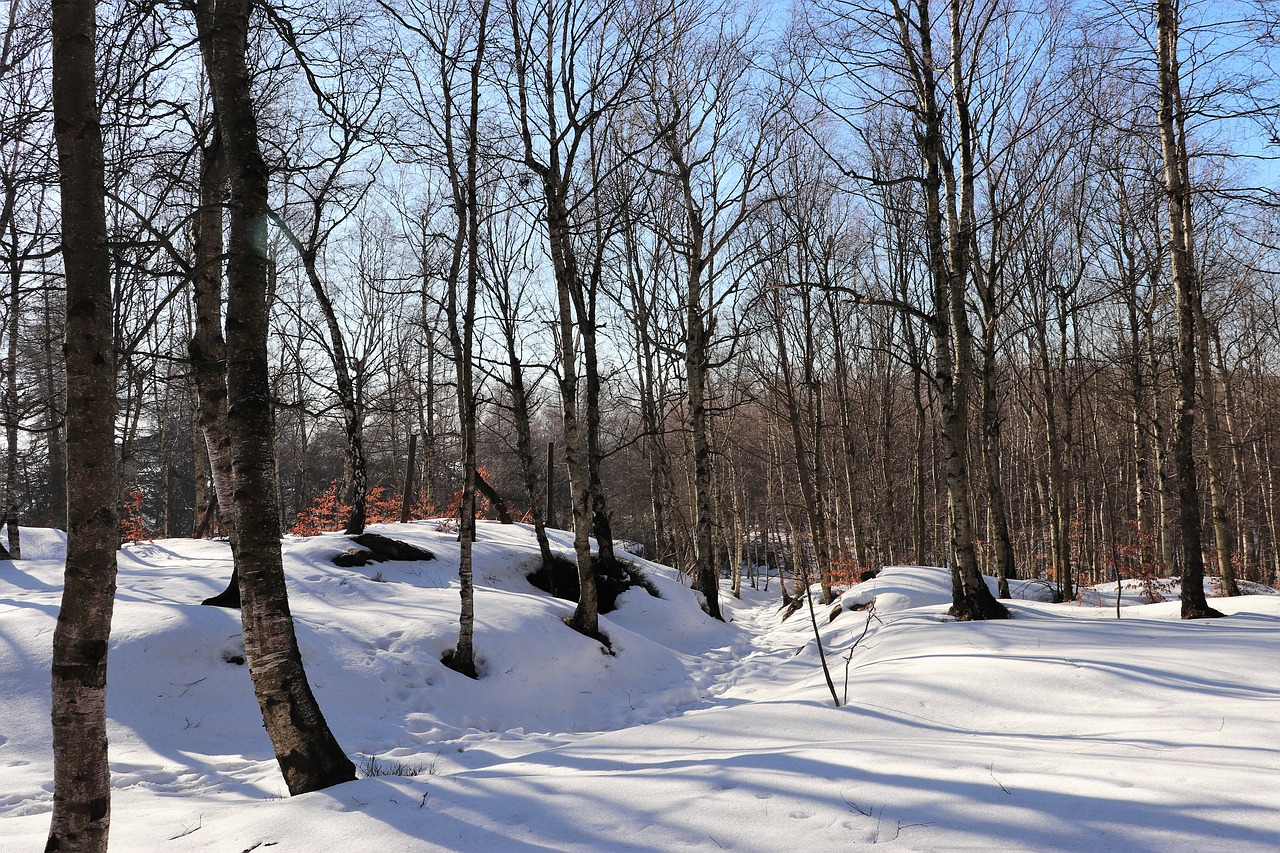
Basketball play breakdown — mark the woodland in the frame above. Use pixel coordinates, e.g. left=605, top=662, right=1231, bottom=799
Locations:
left=5, top=0, right=1280, bottom=848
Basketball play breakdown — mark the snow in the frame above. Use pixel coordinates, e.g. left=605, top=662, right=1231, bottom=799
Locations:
left=2, top=522, right=1279, bottom=851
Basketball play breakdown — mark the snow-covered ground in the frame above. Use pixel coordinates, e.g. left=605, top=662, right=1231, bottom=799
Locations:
left=2, top=522, right=1278, bottom=851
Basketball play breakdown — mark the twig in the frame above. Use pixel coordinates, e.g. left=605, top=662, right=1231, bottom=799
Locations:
left=841, top=793, right=872, bottom=817
left=842, top=602, right=881, bottom=705
left=989, top=763, right=1012, bottom=795
left=179, top=677, right=207, bottom=697
left=168, top=815, right=202, bottom=840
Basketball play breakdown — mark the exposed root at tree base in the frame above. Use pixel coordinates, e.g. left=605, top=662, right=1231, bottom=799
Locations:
left=562, top=616, right=614, bottom=654
left=527, top=553, right=658, bottom=613
left=441, top=648, right=479, bottom=679
left=948, top=597, right=1012, bottom=621
left=1181, top=604, right=1226, bottom=620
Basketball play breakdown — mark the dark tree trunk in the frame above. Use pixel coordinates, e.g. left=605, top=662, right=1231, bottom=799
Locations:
left=899, top=0, right=1006, bottom=620
left=42, top=288, right=68, bottom=530
left=399, top=432, right=417, bottom=523
left=47, top=0, right=119, bottom=845
left=191, top=126, right=241, bottom=609
left=503, top=337, right=555, bottom=566
left=5, top=240, right=21, bottom=559
left=1156, top=0, right=1223, bottom=619
left=196, top=0, right=357, bottom=791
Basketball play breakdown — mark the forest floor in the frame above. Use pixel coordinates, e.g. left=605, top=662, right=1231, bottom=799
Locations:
left=1, top=521, right=1278, bottom=851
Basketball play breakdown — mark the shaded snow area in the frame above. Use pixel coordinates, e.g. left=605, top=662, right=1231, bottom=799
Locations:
left=2, top=522, right=1279, bottom=851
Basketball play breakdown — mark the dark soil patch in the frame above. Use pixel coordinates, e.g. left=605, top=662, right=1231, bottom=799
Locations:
left=333, top=532, right=435, bottom=567
left=526, top=552, right=659, bottom=614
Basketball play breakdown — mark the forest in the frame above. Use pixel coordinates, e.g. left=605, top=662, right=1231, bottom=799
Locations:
left=7, top=0, right=1280, bottom=848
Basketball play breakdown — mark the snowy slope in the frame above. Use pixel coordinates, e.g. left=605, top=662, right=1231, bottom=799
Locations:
left=2, top=524, right=1278, bottom=851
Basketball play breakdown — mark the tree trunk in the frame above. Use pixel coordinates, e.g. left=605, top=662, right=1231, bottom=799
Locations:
left=543, top=181, right=598, bottom=636
left=1193, top=283, right=1238, bottom=596
left=579, top=285, right=618, bottom=569
left=1155, top=0, right=1223, bottom=619
left=503, top=326, right=555, bottom=567
left=5, top=238, right=21, bottom=559
left=47, top=0, right=118, bottom=845
left=770, top=292, right=834, bottom=606
left=190, top=127, right=241, bottom=608
left=685, top=257, right=723, bottom=619
left=196, top=0, right=357, bottom=791
left=924, top=0, right=1006, bottom=619
left=399, top=432, right=417, bottom=523
left=977, top=282, right=1013, bottom=598
left=42, top=285, right=67, bottom=530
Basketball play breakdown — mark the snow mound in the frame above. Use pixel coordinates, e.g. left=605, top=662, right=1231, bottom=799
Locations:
left=836, top=564, right=1049, bottom=615
left=3, top=526, right=66, bottom=561
left=1079, top=576, right=1280, bottom=607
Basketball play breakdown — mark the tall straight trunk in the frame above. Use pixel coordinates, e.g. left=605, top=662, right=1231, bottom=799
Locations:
left=911, top=370, right=927, bottom=563
left=544, top=180, right=598, bottom=636
left=47, top=0, right=118, bottom=845
left=4, top=213, right=21, bottom=558
left=1038, top=326, right=1073, bottom=601
left=1125, top=281, right=1153, bottom=547
left=977, top=288, right=1013, bottom=597
left=877, top=354, right=898, bottom=566
left=1155, top=0, right=1222, bottom=619
left=730, top=472, right=744, bottom=598
left=1146, top=328, right=1177, bottom=573
left=771, top=293, right=833, bottom=605
left=577, top=258, right=617, bottom=569
left=420, top=299, right=439, bottom=509
left=196, top=0, right=357, bottom=791
left=504, top=337, right=555, bottom=567
left=190, top=384, right=209, bottom=531
left=922, top=0, right=1006, bottom=619
left=664, top=125, right=723, bottom=619
left=159, top=401, right=173, bottom=537
left=508, top=3, right=599, bottom=636
left=979, top=363, right=1013, bottom=598
left=1194, top=291, right=1238, bottom=595
left=828, top=296, right=872, bottom=572
left=191, top=127, right=241, bottom=608
left=399, top=432, right=417, bottom=523
left=1214, top=331, right=1254, bottom=581
left=1257, top=434, right=1280, bottom=584
left=684, top=254, right=723, bottom=618
left=42, top=283, right=67, bottom=529
left=441, top=2, right=490, bottom=677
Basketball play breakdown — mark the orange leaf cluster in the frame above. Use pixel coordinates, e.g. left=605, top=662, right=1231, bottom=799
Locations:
left=289, top=471, right=507, bottom=537
left=290, top=482, right=350, bottom=536
left=827, top=558, right=864, bottom=591
left=120, top=487, right=152, bottom=543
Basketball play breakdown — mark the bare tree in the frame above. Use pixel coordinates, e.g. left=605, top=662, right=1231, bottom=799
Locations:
left=505, top=0, right=656, bottom=638
left=645, top=9, right=778, bottom=616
